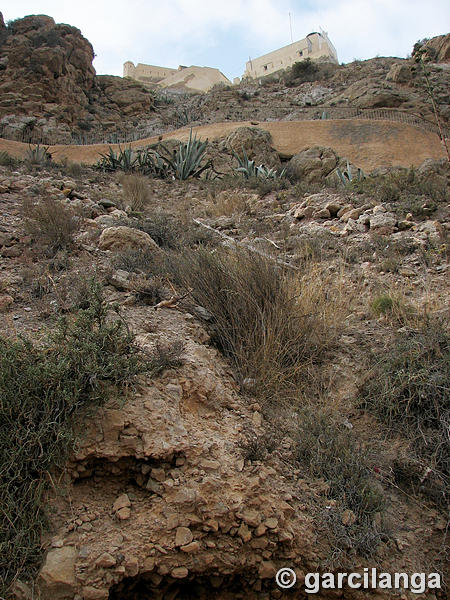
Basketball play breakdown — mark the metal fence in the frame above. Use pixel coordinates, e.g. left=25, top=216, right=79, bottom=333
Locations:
left=0, top=107, right=447, bottom=146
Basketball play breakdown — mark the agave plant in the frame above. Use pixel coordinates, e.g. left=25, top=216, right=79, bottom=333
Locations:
left=25, top=144, right=52, bottom=166
left=136, top=148, right=172, bottom=179
left=162, top=129, right=211, bottom=180
left=336, top=160, right=365, bottom=185
left=96, top=146, right=139, bottom=172
left=233, top=148, right=286, bottom=180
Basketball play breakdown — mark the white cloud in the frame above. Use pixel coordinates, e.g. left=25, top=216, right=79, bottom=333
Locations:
left=1, top=0, right=449, bottom=78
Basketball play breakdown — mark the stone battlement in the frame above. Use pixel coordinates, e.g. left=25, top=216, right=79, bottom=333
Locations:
left=124, top=31, right=338, bottom=91
left=244, top=32, right=338, bottom=79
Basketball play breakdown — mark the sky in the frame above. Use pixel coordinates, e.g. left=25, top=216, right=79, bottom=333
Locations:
left=1, top=1, right=449, bottom=80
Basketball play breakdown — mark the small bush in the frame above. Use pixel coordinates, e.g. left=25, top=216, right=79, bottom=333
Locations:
left=22, top=196, right=79, bottom=255
left=360, top=318, right=449, bottom=504
left=371, top=294, right=394, bottom=315
left=351, top=168, right=447, bottom=216
left=148, top=340, right=185, bottom=377
left=295, top=407, right=385, bottom=563
left=165, top=248, right=343, bottom=401
left=135, top=214, right=216, bottom=250
left=119, top=173, right=151, bottom=211
left=370, top=292, right=415, bottom=323
left=284, top=58, right=320, bottom=85
left=0, top=151, right=17, bottom=167
left=0, top=282, right=144, bottom=594
left=112, top=248, right=159, bottom=275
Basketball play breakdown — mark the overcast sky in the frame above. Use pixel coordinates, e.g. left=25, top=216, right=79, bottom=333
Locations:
left=2, top=1, right=449, bottom=80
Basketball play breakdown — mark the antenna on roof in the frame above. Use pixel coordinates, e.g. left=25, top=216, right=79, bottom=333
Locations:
left=289, top=12, right=293, bottom=43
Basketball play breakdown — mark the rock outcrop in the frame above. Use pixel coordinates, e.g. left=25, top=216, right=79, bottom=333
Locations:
left=0, top=15, right=155, bottom=142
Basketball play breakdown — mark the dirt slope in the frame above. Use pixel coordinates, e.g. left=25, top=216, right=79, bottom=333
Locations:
left=1, top=119, right=446, bottom=171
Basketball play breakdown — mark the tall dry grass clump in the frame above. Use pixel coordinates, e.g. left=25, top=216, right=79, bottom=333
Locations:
left=119, top=173, right=151, bottom=211
left=22, top=196, right=79, bottom=256
left=166, top=247, right=345, bottom=403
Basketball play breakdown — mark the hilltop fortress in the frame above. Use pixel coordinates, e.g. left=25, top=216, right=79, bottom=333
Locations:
left=124, top=31, right=338, bottom=92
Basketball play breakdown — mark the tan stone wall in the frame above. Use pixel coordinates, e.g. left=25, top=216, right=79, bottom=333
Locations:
left=123, top=61, right=177, bottom=83
left=124, top=61, right=231, bottom=92
left=244, top=32, right=338, bottom=79
left=159, top=66, right=231, bottom=92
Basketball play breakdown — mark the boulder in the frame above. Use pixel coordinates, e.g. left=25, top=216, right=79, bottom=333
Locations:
left=98, top=226, right=158, bottom=252
left=286, top=146, right=339, bottom=183
left=386, top=63, right=412, bottom=84
left=223, top=126, right=281, bottom=169
left=38, top=546, right=77, bottom=598
left=419, top=34, right=450, bottom=62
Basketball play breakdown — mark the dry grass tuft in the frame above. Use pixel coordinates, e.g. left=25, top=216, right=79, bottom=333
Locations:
left=119, top=173, right=151, bottom=211
left=166, top=247, right=346, bottom=403
left=22, top=196, right=79, bottom=256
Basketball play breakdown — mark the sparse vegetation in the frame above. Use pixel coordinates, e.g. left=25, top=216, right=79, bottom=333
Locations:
left=360, top=317, right=449, bottom=505
left=336, top=160, right=365, bottom=186
left=350, top=167, right=447, bottom=216
left=96, top=131, right=213, bottom=180
left=22, top=196, right=79, bottom=255
left=0, top=282, right=144, bottom=594
left=165, top=248, right=344, bottom=402
left=119, top=173, right=151, bottom=210
left=0, top=150, right=16, bottom=167
left=295, top=406, right=386, bottom=564
left=233, top=148, right=287, bottom=180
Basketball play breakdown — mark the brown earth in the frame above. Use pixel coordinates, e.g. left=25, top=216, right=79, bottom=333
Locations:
left=0, top=119, right=446, bottom=171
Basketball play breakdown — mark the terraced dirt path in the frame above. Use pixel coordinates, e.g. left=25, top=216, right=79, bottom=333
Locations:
left=1, top=119, right=446, bottom=170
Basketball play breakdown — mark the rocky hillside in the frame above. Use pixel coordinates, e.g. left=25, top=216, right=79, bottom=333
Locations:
left=0, top=14, right=448, bottom=600
left=0, top=130, right=448, bottom=599
left=0, top=13, right=448, bottom=145
left=0, top=13, right=155, bottom=143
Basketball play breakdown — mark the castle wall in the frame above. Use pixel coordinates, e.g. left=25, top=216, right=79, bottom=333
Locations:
left=123, top=61, right=231, bottom=92
left=158, top=66, right=231, bottom=92
left=123, top=61, right=177, bottom=83
left=244, top=32, right=338, bottom=79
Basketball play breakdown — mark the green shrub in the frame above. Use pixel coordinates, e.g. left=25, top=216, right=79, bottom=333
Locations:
left=371, top=294, right=394, bottom=315
left=284, top=58, right=320, bottom=85
left=295, top=407, right=385, bottom=564
left=0, top=282, right=144, bottom=594
left=351, top=168, right=447, bottom=216
left=360, top=318, right=449, bottom=504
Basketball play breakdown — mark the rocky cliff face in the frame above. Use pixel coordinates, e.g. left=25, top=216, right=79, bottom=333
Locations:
left=0, top=13, right=155, bottom=143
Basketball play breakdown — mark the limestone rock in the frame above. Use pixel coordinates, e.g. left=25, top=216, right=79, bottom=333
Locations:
left=39, top=546, right=77, bottom=598
left=419, top=34, right=450, bottom=62
left=98, top=226, right=158, bottom=251
left=112, top=493, right=131, bottom=512
left=369, top=212, right=397, bottom=230
left=386, top=64, right=412, bottom=83
left=171, top=567, right=189, bottom=579
left=175, top=526, right=193, bottom=547
left=286, top=146, right=339, bottom=183
left=259, top=561, right=277, bottom=579
left=82, top=587, right=109, bottom=600
left=223, top=126, right=281, bottom=169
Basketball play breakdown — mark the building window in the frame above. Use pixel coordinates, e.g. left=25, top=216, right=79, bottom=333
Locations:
left=263, top=65, right=268, bottom=71
left=298, top=50, right=303, bottom=56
